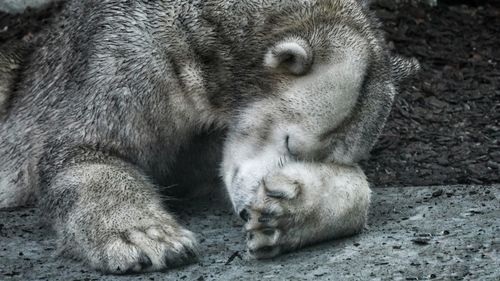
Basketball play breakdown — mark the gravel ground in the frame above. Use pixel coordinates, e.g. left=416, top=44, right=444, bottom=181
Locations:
left=362, top=1, right=500, bottom=187
left=1, top=185, right=499, bottom=280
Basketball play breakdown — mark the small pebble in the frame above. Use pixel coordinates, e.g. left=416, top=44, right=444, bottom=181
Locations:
left=412, top=237, right=431, bottom=245
left=432, top=189, right=443, bottom=197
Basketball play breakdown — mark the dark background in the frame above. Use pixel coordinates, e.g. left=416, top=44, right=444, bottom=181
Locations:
left=363, top=0, right=500, bottom=187
left=0, top=0, right=498, bottom=187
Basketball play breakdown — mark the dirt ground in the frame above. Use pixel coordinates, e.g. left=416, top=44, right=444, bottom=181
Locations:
left=364, top=0, right=500, bottom=187
left=0, top=1, right=499, bottom=187
left=1, top=185, right=499, bottom=280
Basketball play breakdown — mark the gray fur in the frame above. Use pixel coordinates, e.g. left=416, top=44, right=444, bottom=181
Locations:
left=0, top=0, right=417, bottom=273
left=0, top=41, right=28, bottom=117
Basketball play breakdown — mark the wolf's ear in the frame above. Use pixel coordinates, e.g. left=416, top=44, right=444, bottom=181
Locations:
left=264, top=37, right=313, bottom=76
left=390, top=55, right=420, bottom=86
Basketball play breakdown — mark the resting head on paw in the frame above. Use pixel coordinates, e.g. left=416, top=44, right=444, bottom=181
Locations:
left=220, top=1, right=418, bottom=215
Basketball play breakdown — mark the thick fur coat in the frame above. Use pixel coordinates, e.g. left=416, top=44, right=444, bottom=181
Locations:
left=0, top=0, right=416, bottom=273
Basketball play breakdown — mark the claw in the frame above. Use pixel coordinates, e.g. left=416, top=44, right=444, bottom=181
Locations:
left=261, top=176, right=301, bottom=200
left=261, top=228, right=276, bottom=236
left=248, top=245, right=281, bottom=259
left=239, top=209, right=250, bottom=221
left=265, top=190, right=288, bottom=199
left=138, top=253, right=153, bottom=269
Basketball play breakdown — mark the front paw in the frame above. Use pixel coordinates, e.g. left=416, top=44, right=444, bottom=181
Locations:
left=93, top=224, right=198, bottom=274
left=243, top=167, right=309, bottom=259
left=63, top=209, right=198, bottom=274
left=242, top=163, right=370, bottom=259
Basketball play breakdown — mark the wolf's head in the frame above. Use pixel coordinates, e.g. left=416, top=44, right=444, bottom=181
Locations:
left=219, top=0, right=418, bottom=214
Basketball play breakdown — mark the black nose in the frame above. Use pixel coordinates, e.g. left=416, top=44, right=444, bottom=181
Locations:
left=239, top=209, right=250, bottom=222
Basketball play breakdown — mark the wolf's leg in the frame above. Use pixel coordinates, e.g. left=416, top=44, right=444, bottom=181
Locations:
left=241, top=162, right=370, bottom=259
left=39, top=152, right=197, bottom=274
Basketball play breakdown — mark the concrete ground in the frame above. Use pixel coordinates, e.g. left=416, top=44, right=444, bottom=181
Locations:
left=0, top=185, right=498, bottom=281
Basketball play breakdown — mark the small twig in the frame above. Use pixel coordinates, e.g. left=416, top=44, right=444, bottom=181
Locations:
left=225, top=251, right=243, bottom=265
